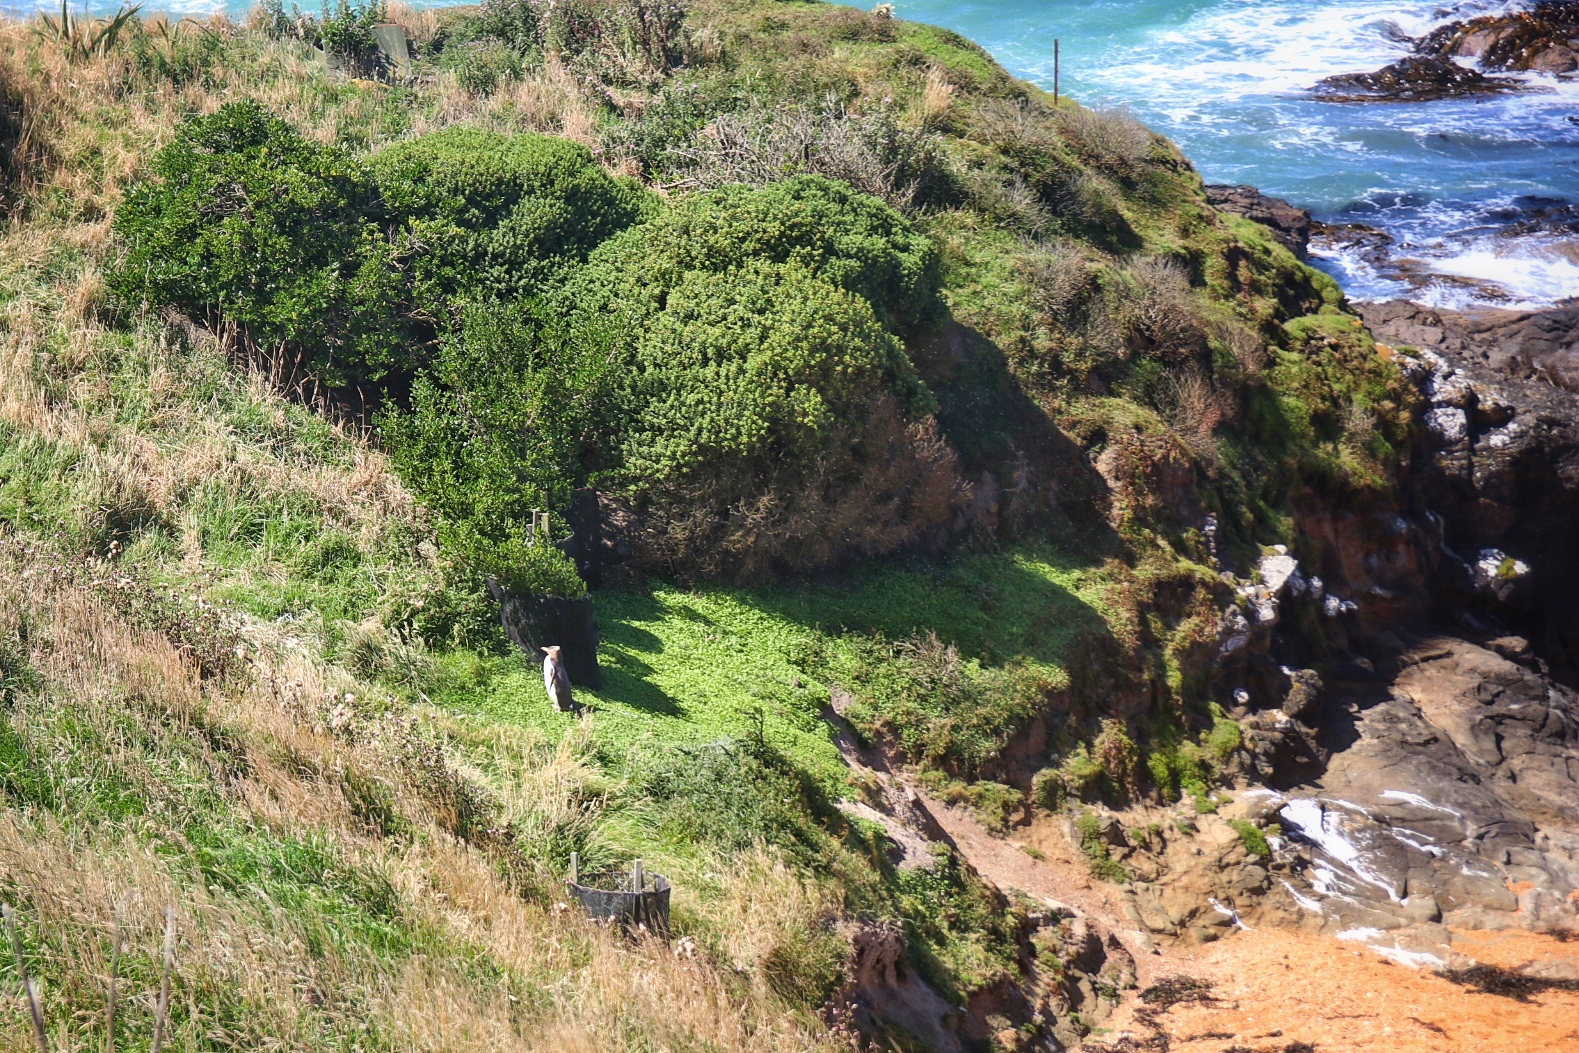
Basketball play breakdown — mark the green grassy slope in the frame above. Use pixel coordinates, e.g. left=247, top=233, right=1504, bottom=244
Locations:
left=0, top=1, right=1415, bottom=1049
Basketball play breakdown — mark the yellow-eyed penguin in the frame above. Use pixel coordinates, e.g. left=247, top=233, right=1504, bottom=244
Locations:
left=541, top=645, right=574, bottom=712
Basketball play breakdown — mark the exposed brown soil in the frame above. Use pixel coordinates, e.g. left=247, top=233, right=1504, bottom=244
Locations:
left=913, top=786, right=1579, bottom=1053
left=1102, top=927, right=1579, bottom=1053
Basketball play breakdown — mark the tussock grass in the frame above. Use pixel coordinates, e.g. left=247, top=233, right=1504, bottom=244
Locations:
left=0, top=1, right=1425, bottom=1044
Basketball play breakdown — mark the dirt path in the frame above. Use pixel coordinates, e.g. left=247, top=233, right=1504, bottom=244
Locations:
left=909, top=784, right=1579, bottom=1053
left=1113, top=927, right=1579, bottom=1053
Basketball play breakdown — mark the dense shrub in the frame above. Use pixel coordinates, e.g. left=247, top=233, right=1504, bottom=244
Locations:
left=440, top=37, right=528, bottom=95
left=615, top=262, right=962, bottom=579
left=603, top=78, right=746, bottom=175
left=380, top=302, right=613, bottom=597
left=818, top=632, right=1049, bottom=777
left=623, top=261, right=929, bottom=485
left=110, top=102, right=402, bottom=382
left=114, top=112, right=963, bottom=585
left=568, top=175, right=944, bottom=332
left=470, top=0, right=543, bottom=54
left=319, top=0, right=386, bottom=66
left=372, top=128, right=654, bottom=310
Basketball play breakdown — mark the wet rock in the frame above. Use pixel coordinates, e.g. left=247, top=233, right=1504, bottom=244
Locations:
left=1268, top=638, right=1579, bottom=933
left=1311, top=56, right=1531, bottom=102
left=1242, top=708, right=1324, bottom=781
left=1281, top=667, right=1324, bottom=723
left=1361, top=300, right=1579, bottom=677
left=1419, top=0, right=1579, bottom=74
left=1204, top=184, right=1312, bottom=258
left=1472, top=548, right=1531, bottom=603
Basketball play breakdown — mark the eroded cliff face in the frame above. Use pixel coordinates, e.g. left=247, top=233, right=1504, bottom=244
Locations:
left=819, top=293, right=1579, bottom=1049
left=1111, top=296, right=1579, bottom=966
left=1361, top=300, right=1579, bottom=680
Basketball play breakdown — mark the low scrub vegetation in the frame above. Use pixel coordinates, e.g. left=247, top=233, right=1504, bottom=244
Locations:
left=0, top=0, right=1419, bottom=1046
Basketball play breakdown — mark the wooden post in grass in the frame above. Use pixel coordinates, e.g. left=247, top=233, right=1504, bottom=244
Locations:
left=3, top=903, right=47, bottom=1053
left=150, top=909, right=174, bottom=1053
left=569, top=851, right=579, bottom=885
left=105, top=908, right=123, bottom=1053
left=1054, top=39, right=1060, bottom=105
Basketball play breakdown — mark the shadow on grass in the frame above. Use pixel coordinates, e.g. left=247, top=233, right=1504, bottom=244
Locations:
left=593, top=542, right=1114, bottom=677
left=749, top=545, right=1113, bottom=670
left=592, top=654, right=685, bottom=717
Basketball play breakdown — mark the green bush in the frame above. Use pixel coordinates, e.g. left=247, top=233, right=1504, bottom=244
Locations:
left=568, top=175, right=944, bottom=332
left=622, top=260, right=929, bottom=489
left=817, top=632, right=1048, bottom=777
left=1030, top=766, right=1065, bottom=811
left=319, top=0, right=385, bottom=64
left=380, top=302, right=616, bottom=597
left=1205, top=704, right=1243, bottom=764
left=917, top=771, right=1023, bottom=833
left=611, top=260, right=956, bottom=578
left=470, top=0, right=543, bottom=54
left=372, top=128, right=654, bottom=310
left=441, top=38, right=529, bottom=95
left=1228, top=818, right=1270, bottom=860
left=110, top=102, right=402, bottom=383
left=383, top=302, right=618, bottom=520
left=1076, top=809, right=1126, bottom=882
left=1059, top=743, right=1102, bottom=799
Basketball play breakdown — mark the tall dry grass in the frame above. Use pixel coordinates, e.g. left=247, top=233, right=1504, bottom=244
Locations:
left=0, top=11, right=610, bottom=223
left=0, top=497, right=844, bottom=1053
left=0, top=28, right=853, bottom=1034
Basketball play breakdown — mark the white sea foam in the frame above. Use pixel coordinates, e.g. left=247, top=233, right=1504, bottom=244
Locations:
left=1337, top=927, right=1446, bottom=968
left=1209, top=897, right=1252, bottom=929
left=1378, top=790, right=1462, bottom=815
left=1279, top=799, right=1404, bottom=901
left=1371, top=945, right=1448, bottom=968
left=1280, top=879, right=1325, bottom=913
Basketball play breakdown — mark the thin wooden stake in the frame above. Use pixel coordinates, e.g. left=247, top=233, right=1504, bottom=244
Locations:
left=3, top=903, right=48, bottom=1053
left=105, top=909, right=123, bottom=1053
left=569, top=851, right=579, bottom=885
left=1054, top=39, right=1060, bottom=105
left=150, top=908, right=174, bottom=1053
left=23, top=980, right=46, bottom=1053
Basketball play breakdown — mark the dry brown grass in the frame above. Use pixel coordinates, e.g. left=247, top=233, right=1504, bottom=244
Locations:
left=0, top=12, right=612, bottom=219
left=0, top=520, right=844, bottom=1052
left=1122, top=255, right=1207, bottom=361
left=918, top=64, right=955, bottom=129
left=0, top=267, right=420, bottom=559
left=385, top=1, right=439, bottom=46
left=1053, top=103, right=1155, bottom=176
left=1160, top=366, right=1233, bottom=464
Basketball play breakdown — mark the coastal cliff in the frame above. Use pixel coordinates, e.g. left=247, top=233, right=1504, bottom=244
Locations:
left=0, top=1, right=1577, bottom=1051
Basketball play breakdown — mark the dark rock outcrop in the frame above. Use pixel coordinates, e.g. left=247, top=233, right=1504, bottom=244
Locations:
left=488, top=582, right=603, bottom=689
left=1204, top=184, right=1312, bottom=258
left=1311, top=55, right=1532, bottom=102
left=1420, top=0, right=1579, bottom=74
left=1359, top=300, right=1579, bottom=679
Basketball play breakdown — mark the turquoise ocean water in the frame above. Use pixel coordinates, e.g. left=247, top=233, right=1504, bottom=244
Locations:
left=7, top=0, right=1577, bottom=306
left=892, top=0, right=1579, bottom=308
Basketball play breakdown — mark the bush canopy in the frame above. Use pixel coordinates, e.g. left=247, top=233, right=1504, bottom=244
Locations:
left=113, top=107, right=960, bottom=588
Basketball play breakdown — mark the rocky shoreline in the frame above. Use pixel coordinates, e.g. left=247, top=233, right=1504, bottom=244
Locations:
left=1074, top=183, right=1579, bottom=978
left=1311, top=0, right=1578, bottom=101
